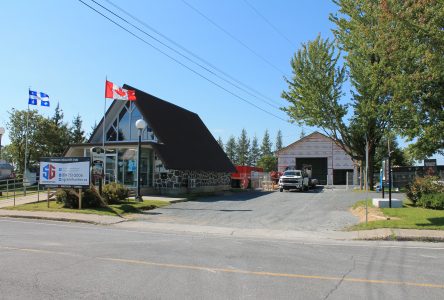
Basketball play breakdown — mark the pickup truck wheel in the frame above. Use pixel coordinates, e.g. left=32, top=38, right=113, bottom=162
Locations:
left=279, top=188, right=283, bottom=192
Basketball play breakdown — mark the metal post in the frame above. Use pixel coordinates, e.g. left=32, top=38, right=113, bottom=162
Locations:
left=388, top=152, right=392, bottom=208
left=47, top=188, right=50, bottom=208
left=78, top=188, right=82, bottom=209
left=13, top=179, right=16, bottom=206
left=346, top=171, right=348, bottom=191
left=6, top=179, right=8, bottom=198
left=37, top=181, right=40, bottom=202
left=136, top=132, right=142, bottom=202
left=365, top=137, right=369, bottom=224
left=388, top=138, right=392, bottom=208
left=24, top=100, right=30, bottom=196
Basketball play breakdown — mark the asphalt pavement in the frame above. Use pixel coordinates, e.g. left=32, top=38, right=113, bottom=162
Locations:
left=0, top=217, right=443, bottom=299
left=133, top=188, right=389, bottom=231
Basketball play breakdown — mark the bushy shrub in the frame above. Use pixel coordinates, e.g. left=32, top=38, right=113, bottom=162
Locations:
left=102, top=182, right=129, bottom=204
left=55, top=188, right=102, bottom=208
left=417, top=193, right=444, bottom=210
left=55, top=188, right=79, bottom=208
left=82, top=189, right=102, bottom=208
left=406, top=176, right=444, bottom=205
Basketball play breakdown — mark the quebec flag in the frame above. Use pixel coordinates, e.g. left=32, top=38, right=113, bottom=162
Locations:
left=29, top=90, right=50, bottom=107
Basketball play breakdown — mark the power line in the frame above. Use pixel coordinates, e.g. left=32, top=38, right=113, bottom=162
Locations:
left=77, top=0, right=290, bottom=123
left=243, top=0, right=296, bottom=49
left=181, top=0, right=288, bottom=76
left=100, top=0, right=283, bottom=110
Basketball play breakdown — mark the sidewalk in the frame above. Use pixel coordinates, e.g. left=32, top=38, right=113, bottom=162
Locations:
left=0, top=192, right=49, bottom=209
left=1, top=208, right=443, bottom=242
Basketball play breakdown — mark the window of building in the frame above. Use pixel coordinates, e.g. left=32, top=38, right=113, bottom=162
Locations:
left=105, top=102, right=157, bottom=142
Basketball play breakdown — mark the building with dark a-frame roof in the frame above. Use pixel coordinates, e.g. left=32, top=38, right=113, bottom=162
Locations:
left=65, top=85, right=235, bottom=194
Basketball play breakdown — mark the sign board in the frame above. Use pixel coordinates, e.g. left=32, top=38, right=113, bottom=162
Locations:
left=424, top=159, right=437, bottom=167
left=424, top=159, right=437, bottom=176
left=90, top=147, right=104, bottom=179
left=39, top=157, right=90, bottom=188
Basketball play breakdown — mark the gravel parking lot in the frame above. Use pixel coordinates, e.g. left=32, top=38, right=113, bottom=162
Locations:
left=135, top=188, right=391, bottom=231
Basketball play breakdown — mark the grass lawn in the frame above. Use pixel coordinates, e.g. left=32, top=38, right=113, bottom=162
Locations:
left=4, top=199, right=169, bottom=217
left=350, top=198, right=444, bottom=230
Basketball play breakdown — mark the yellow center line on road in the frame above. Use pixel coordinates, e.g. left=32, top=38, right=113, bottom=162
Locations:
left=97, top=257, right=444, bottom=289
left=1, top=245, right=443, bottom=289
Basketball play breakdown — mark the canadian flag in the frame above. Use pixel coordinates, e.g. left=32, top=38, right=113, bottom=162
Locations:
left=105, top=80, right=136, bottom=101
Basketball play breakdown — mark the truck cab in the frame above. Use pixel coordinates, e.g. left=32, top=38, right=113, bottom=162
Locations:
left=278, top=170, right=309, bottom=192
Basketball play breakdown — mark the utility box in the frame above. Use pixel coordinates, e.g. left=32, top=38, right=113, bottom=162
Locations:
left=372, top=198, right=403, bottom=208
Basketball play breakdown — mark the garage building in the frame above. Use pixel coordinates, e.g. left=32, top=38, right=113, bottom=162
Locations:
left=276, top=132, right=357, bottom=185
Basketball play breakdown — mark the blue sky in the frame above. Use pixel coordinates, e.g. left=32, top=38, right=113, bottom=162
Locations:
left=0, top=0, right=442, bottom=164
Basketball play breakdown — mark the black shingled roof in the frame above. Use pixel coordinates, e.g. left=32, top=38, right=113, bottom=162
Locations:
left=124, top=85, right=235, bottom=173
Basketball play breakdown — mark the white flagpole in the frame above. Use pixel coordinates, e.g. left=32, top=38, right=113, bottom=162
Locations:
left=24, top=88, right=30, bottom=196
left=102, top=77, right=107, bottom=187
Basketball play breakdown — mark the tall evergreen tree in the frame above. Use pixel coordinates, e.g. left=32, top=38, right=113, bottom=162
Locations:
left=217, top=136, right=224, bottom=151
left=47, top=104, right=70, bottom=156
left=225, top=135, right=237, bottom=165
left=52, top=103, right=64, bottom=127
left=300, top=128, right=306, bottom=139
left=237, top=129, right=250, bottom=166
left=275, top=130, right=283, bottom=152
left=70, top=114, right=85, bottom=144
left=260, top=130, right=272, bottom=157
left=89, top=121, right=98, bottom=140
left=250, top=135, right=260, bottom=166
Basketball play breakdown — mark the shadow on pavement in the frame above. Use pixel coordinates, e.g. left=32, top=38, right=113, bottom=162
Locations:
left=192, top=190, right=273, bottom=203
left=161, top=207, right=253, bottom=212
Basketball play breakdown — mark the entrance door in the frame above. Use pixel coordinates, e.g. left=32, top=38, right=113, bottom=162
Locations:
left=105, top=154, right=117, bottom=184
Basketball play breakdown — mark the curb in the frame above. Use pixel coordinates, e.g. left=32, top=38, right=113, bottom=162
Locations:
left=0, top=215, right=127, bottom=226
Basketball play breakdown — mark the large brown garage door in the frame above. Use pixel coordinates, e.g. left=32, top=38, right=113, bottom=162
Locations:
left=296, top=158, right=328, bottom=185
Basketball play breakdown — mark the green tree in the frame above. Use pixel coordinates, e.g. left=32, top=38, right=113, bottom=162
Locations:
left=46, top=104, right=70, bottom=156
left=282, top=32, right=388, bottom=188
left=300, top=128, right=306, bottom=139
left=6, top=109, right=48, bottom=173
left=237, top=129, right=250, bottom=166
left=250, top=135, right=260, bottom=166
left=374, top=135, right=411, bottom=171
left=52, top=102, right=64, bottom=127
left=355, top=0, right=444, bottom=158
left=70, top=114, right=85, bottom=144
left=217, top=136, right=224, bottom=151
left=260, top=130, right=272, bottom=157
left=257, top=155, right=277, bottom=172
left=88, top=121, right=98, bottom=140
left=225, top=135, right=238, bottom=165
left=275, top=130, right=283, bottom=152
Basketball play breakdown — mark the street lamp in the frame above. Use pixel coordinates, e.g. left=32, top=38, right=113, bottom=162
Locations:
left=135, top=119, right=147, bottom=202
left=0, top=127, right=5, bottom=160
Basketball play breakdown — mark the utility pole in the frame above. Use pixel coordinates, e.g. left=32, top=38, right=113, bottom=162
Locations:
left=388, top=138, right=392, bottom=208
left=365, top=136, right=369, bottom=224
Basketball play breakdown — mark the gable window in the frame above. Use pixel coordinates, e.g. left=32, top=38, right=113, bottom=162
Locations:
left=105, top=102, right=157, bottom=142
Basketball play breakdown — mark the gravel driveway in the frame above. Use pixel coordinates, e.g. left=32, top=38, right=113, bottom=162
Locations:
left=136, top=188, right=386, bottom=231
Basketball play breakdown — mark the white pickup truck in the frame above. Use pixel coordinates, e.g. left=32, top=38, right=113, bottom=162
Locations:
left=278, top=170, right=309, bottom=192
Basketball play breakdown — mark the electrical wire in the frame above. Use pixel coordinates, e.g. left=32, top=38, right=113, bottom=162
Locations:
left=103, top=0, right=286, bottom=109
left=181, top=0, right=288, bottom=76
left=243, top=0, right=296, bottom=49
left=77, top=0, right=290, bottom=123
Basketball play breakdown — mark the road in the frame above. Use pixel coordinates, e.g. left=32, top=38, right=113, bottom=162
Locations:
left=136, top=188, right=390, bottom=231
left=0, top=217, right=443, bottom=299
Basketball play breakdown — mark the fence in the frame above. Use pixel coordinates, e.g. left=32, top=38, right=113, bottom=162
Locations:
left=372, top=166, right=444, bottom=189
left=0, top=175, right=44, bottom=206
